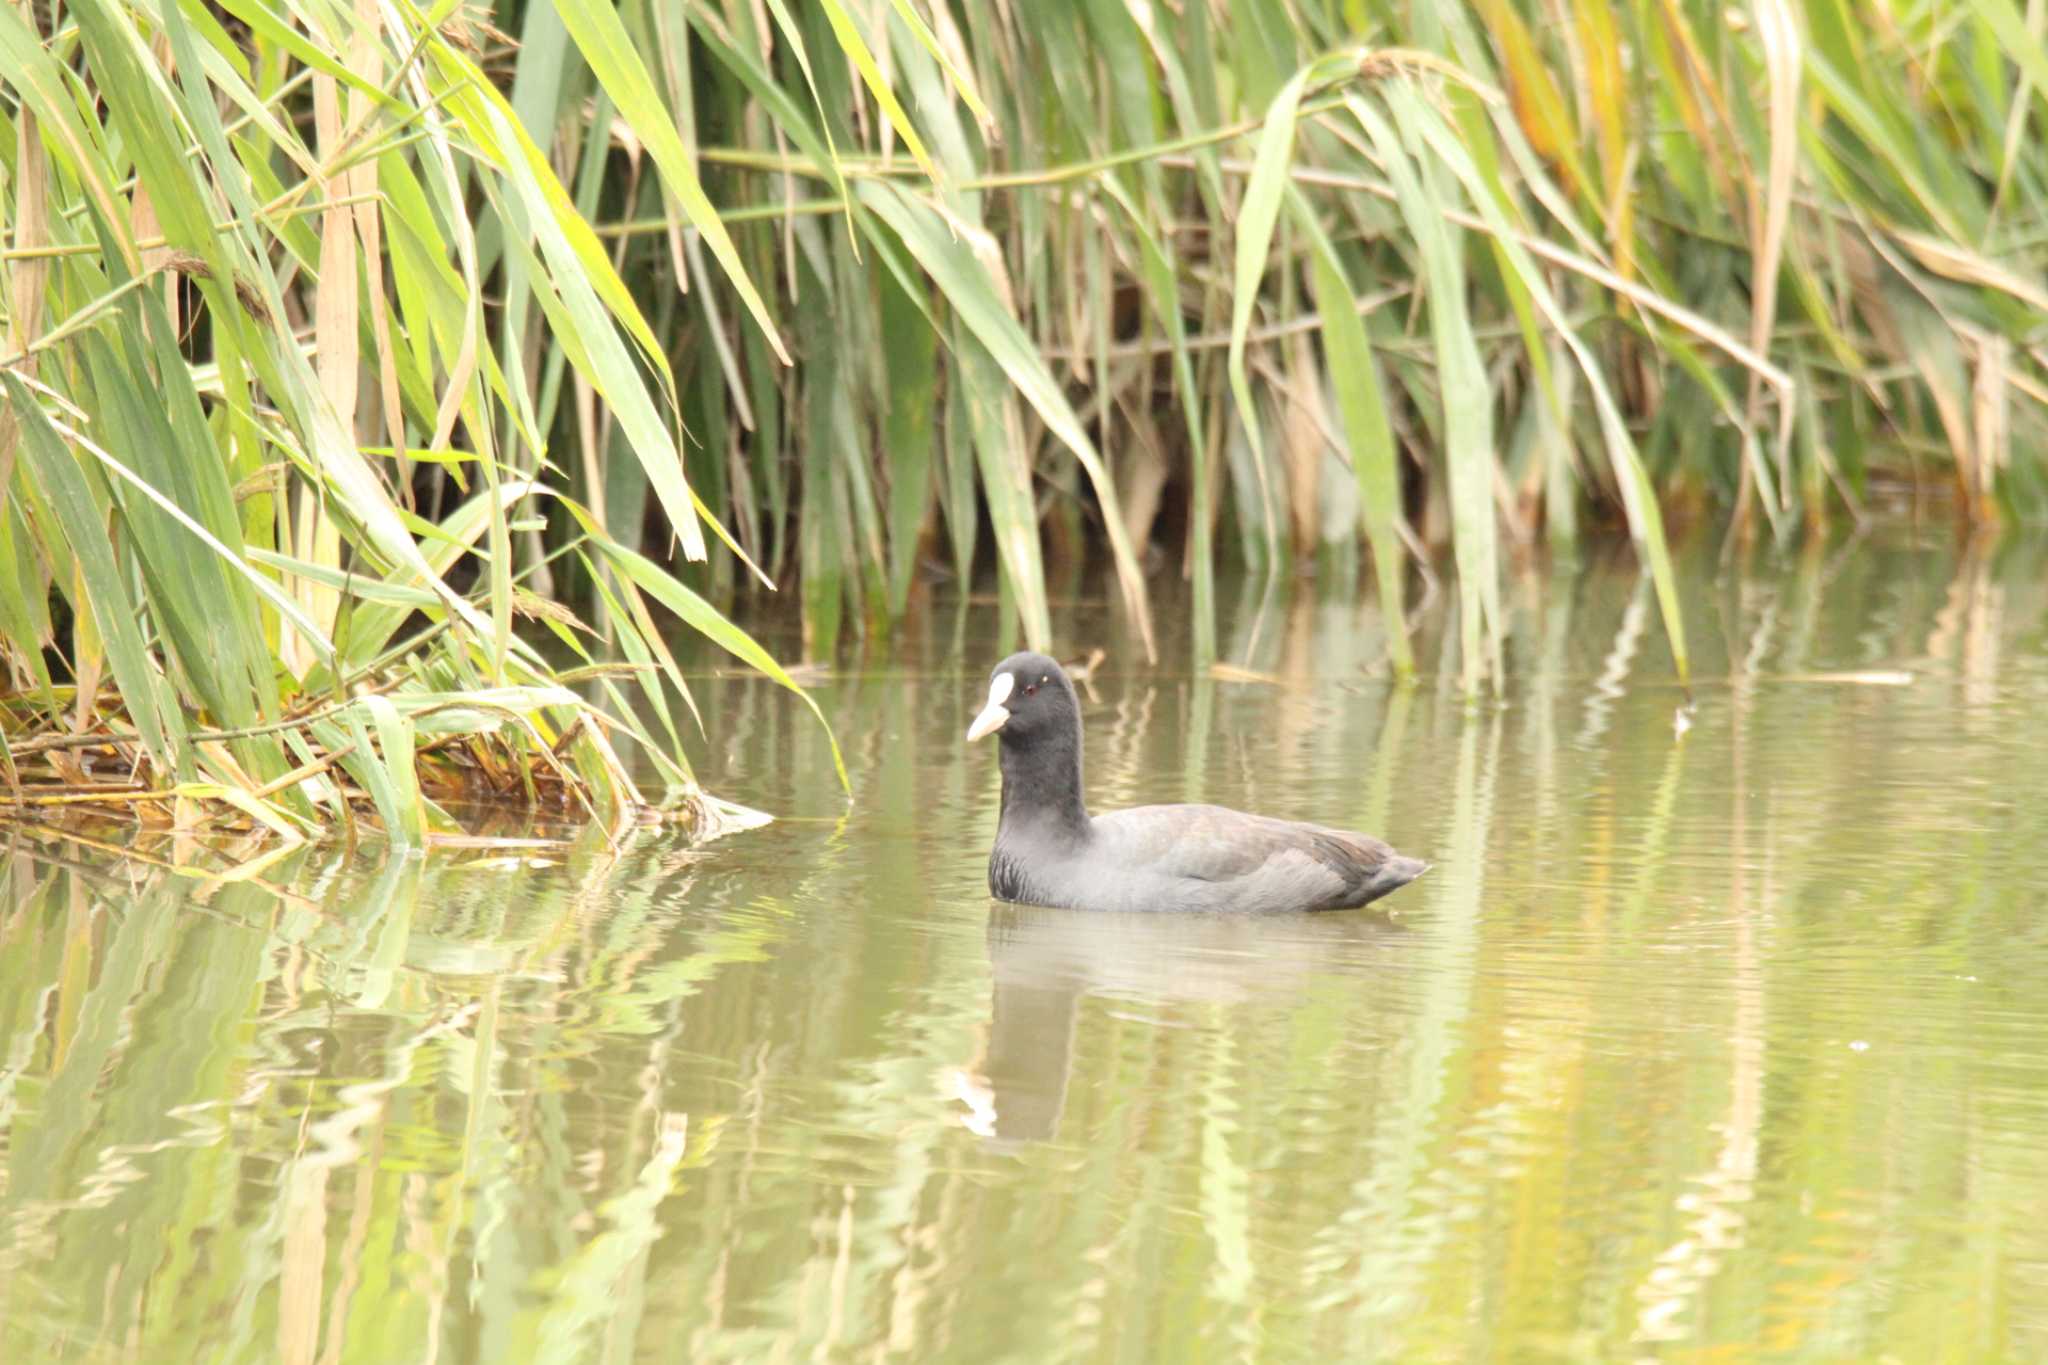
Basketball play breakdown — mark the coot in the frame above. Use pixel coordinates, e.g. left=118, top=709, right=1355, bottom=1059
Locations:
left=967, top=652, right=1427, bottom=913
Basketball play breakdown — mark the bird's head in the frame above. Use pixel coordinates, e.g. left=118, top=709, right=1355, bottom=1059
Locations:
left=966, top=652, right=1078, bottom=748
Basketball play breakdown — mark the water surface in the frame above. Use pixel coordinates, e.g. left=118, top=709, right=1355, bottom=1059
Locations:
left=4, top=533, right=2047, bottom=1361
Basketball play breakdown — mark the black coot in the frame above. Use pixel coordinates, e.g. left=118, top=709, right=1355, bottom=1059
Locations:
left=967, top=652, right=1427, bottom=914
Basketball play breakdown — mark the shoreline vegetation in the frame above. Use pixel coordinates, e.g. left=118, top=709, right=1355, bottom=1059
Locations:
left=2, top=0, right=2044, bottom=850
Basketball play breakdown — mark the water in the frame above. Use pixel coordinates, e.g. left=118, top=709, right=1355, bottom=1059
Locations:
left=4, top=532, right=2047, bottom=1362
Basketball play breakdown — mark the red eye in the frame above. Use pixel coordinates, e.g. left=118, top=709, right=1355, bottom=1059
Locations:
left=1024, top=684, right=1037, bottom=696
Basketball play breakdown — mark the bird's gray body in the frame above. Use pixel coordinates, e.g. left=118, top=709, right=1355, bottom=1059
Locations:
left=991, top=801, right=1426, bottom=915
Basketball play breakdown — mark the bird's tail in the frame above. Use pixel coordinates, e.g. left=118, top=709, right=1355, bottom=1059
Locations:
left=1364, top=854, right=1430, bottom=904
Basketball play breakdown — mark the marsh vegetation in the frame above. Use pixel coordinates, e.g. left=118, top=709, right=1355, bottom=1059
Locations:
left=2, top=0, right=2045, bottom=840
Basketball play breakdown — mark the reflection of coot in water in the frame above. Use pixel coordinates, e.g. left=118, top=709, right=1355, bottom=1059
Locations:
left=957, top=905, right=1413, bottom=1149
left=966, top=653, right=1427, bottom=914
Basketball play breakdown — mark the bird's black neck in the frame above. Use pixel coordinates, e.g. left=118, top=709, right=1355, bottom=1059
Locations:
left=997, top=730, right=1090, bottom=840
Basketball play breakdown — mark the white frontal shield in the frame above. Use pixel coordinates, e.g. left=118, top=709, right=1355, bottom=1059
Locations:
left=966, top=672, right=1015, bottom=742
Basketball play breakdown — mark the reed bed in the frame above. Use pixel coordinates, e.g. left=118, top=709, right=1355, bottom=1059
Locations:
left=2, top=0, right=2044, bottom=841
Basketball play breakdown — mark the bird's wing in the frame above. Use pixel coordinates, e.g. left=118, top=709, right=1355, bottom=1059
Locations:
left=1092, top=804, right=1388, bottom=891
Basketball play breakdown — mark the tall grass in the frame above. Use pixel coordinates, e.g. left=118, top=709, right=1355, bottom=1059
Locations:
left=617, top=0, right=2046, bottom=683
left=3, top=0, right=2046, bottom=839
left=0, top=0, right=837, bottom=841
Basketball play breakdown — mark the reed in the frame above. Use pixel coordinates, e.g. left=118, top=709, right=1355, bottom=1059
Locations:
left=3, top=0, right=2044, bottom=839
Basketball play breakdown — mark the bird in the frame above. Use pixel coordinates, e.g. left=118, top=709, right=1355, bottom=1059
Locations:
left=966, top=652, right=1428, bottom=914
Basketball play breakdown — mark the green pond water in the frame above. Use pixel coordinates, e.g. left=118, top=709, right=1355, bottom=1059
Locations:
left=4, top=532, right=2048, bottom=1363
